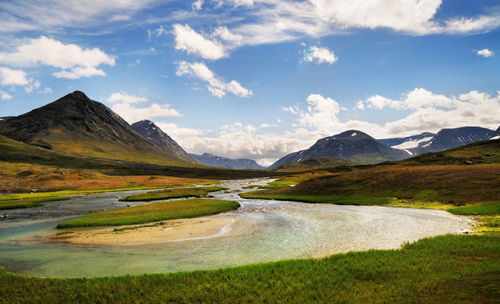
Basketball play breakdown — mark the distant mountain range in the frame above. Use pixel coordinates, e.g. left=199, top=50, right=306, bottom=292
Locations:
left=269, top=130, right=409, bottom=169
left=190, top=153, right=266, bottom=170
left=131, top=120, right=197, bottom=164
left=270, top=126, right=499, bottom=169
left=0, top=91, right=197, bottom=166
left=379, top=127, right=496, bottom=155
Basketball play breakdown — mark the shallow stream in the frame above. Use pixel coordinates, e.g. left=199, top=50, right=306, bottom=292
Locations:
left=0, top=179, right=471, bottom=277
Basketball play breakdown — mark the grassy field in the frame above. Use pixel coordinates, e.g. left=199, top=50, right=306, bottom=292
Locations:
left=0, top=135, right=278, bottom=193
left=241, top=164, right=499, bottom=205
left=119, top=186, right=228, bottom=201
left=0, top=234, right=498, bottom=303
left=0, top=196, right=69, bottom=210
left=56, top=198, right=240, bottom=228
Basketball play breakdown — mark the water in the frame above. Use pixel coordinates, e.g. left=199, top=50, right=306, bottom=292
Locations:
left=0, top=179, right=472, bottom=277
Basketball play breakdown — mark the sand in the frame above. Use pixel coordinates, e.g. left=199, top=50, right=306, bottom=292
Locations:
left=52, top=217, right=234, bottom=245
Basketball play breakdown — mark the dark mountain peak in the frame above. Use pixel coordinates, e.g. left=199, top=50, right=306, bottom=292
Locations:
left=0, top=91, right=194, bottom=165
left=131, top=120, right=196, bottom=164
left=412, top=126, right=495, bottom=154
left=335, top=130, right=371, bottom=139
left=269, top=129, right=409, bottom=169
left=202, top=153, right=215, bottom=157
left=64, top=90, right=90, bottom=101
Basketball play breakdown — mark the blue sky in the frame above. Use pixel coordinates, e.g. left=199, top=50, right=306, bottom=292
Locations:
left=0, top=0, right=499, bottom=165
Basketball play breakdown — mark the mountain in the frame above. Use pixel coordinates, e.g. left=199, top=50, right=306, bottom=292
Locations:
left=190, top=153, right=266, bottom=170
left=378, top=132, right=435, bottom=151
left=269, top=130, right=409, bottom=169
left=411, top=126, right=495, bottom=154
left=491, top=126, right=500, bottom=140
left=276, top=157, right=353, bottom=170
left=0, top=91, right=195, bottom=166
left=131, top=120, right=197, bottom=164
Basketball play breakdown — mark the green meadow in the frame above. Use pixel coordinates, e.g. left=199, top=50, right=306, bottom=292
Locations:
left=0, top=234, right=498, bottom=303
left=57, top=198, right=239, bottom=228
left=119, top=186, right=228, bottom=201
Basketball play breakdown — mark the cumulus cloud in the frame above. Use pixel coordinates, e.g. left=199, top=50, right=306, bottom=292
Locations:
left=105, top=92, right=181, bottom=123
left=106, top=92, right=147, bottom=104
left=0, top=90, right=12, bottom=100
left=288, top=89, right=500, bottom=138
left=304, top=45, right=337, bottom=64
left=155, top=120, right=313, bottom=166
left=0, top=36, right=115, bottom=79
left=176, top=61, right=252, bottom=98
left=173, top=24, right=227, bottom=60
left=192, top=0, right=203, bottom=11
left=476, top=48, right=494, bottom=57
left=0, top=66, right=30, bottom=86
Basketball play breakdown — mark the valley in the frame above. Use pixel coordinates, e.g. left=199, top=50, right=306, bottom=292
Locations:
left=0, top=91, right=498, bottom=303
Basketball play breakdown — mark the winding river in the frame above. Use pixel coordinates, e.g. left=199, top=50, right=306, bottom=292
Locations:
left=0, top=178, right=472, bottom=278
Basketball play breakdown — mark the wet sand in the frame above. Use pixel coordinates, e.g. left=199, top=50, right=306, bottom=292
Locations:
left=52, top=217, right=235, bottom=245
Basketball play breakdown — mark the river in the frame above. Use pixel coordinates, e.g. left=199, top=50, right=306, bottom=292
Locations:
left=0, top=178, right=471, bottom=277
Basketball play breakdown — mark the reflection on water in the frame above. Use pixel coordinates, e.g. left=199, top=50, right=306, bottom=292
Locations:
left=0, top=179, right=471, bottom=277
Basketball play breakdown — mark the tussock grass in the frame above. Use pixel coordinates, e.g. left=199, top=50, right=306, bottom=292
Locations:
left=119, top=186, right=228, bottom=202
left=0, top=234, right=498, bottom=303
left=0, top=196, right=69, bottom=210
left=449, top=204, right=500, bottom=215
left=57, top=198, right=239, bottom=228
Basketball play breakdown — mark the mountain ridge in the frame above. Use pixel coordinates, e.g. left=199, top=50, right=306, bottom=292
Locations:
left=0, top=91, right=195, bottom=166
left=190, top=153, right=266, bottom=170
left=269, top=130, right=409, bottom=169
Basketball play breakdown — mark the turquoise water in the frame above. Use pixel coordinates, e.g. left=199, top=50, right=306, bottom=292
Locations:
left=0, top=179, right=472, bottom=278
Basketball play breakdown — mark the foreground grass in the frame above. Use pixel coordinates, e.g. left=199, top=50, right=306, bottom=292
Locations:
left=119, top=186, right=228, bottom=201
left=0, top=234, right=498, bottom=303
left=57, top=198, right=239, bottom=228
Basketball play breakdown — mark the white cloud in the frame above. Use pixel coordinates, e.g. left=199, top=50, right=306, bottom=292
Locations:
left=304, top=46, right=337, bottom=64
left=112, top=103, right=181, bottom=124
left=154, top=25, right=167, bottom=36
left=355, top=100, right=365, bottom=110
left=105, top=92, right=181, bottom=123
left=0, top=36, right=115, bottom=79
left=363, top=88, right=456, bottom=110
left=106, top=92, right=147, bottom=104
left=192, top=0, right=203, bottom=11
left=0, top=90, right=12, bottom=100
left=156, top=120, right=313, bottom=166
left=0, top=0, right=157, bottom=33
left=176, top=61, right=252, bottom=98
left=24, top=80, right=40, bottom=93
left=287, top=89, right=500, bottom=138
left=476, top=48, right=494, bottom=58
left=173, top=24, right=227, bottom=60
left=0, top=67, right=30, bottom=85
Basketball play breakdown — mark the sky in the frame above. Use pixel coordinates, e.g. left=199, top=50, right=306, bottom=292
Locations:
left=0, top=0, right=499, bottom=166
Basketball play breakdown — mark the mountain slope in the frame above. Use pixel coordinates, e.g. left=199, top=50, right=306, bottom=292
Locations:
left=269, top=130, right=409, bottom=169
left=131, top=120, right=197, bottom=164
left=0, top=91, right=194, bottom=166
left=378, top=132, right=435, bottom=150
left=411, top=126, right=495, bottom=154
left=190, top=153, right=266, bottom=170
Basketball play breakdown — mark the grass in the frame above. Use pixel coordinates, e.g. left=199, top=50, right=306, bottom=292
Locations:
left=0, top=196, right=69, bottom=210
left=119, top=186, right=228, bottom=201
left=240, top=192, right=392, bottom=205
left=241, top=165, right=499, bottom=205
left=449, top=204, right=500, bottom=215
left=0, top=234, right=498, bottom=303
left=56, top=198, right=240, bottom=228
